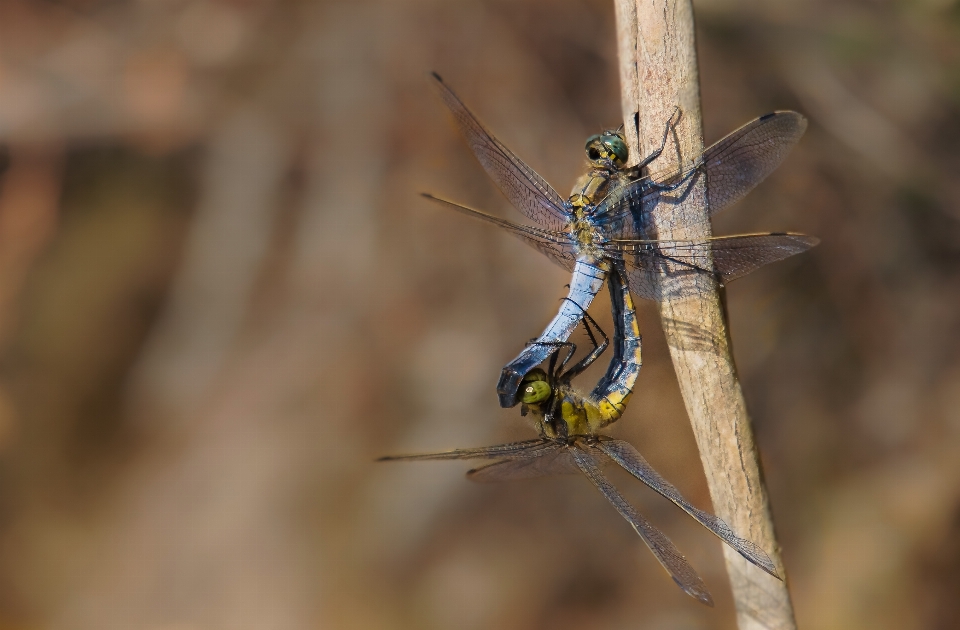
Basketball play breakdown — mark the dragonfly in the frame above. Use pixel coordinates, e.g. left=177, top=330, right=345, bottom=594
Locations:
left=426, top=74, right=818, bottom=406
left=380, top=265, right=780, bottom=606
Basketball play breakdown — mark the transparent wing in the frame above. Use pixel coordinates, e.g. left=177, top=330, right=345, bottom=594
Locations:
left=422, top=194, right=576, bottom=272
left=597, top=439, right=780, bottom=578
left=432, top=73, right=571, bottom=231
left=709, top=233, right=819, bottom=281
left=603, top=233, right=818, bottom=301
left=570, top=444, right=714, bottom=606
left=467, top=446, right=577, bottom=482
left=379, top=438, right=557, bottom=463
left=698, top=111, right=808, bottom=213
left=595, top=112, right=807, bottom=238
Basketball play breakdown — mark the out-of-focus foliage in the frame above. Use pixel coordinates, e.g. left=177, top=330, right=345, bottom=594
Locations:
left=0, top=0, right=958, bottom=628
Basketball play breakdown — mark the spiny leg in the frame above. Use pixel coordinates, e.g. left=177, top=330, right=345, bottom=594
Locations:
left=635, top=106, right=682, bottom=172
left=547, top=347, right=561, bottom=382
left=521, top=338, right=576, bottom=383
left=557, top=297, right=609, bottom=381
left=523, top=291, right=604, bottom=379
left=525, top=338, right=578, bottom=355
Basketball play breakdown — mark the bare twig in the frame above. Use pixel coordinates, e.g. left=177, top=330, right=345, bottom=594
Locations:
left=614, top=1, right=798, bottom=627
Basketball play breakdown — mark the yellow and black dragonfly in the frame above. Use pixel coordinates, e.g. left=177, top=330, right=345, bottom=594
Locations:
left=425, top=74, right=818, bottom=406
left=380, top=266, right=779, bottom=606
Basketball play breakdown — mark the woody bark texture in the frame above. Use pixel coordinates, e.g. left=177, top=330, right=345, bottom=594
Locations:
left=613, top=1, right=798, bottom=628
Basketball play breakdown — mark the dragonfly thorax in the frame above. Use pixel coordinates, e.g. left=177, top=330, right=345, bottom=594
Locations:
left=567, top=172, right=615, bottom=254
left=567, top=212, right=598, bottom=250
left=568, top=169, right=615, bottom=210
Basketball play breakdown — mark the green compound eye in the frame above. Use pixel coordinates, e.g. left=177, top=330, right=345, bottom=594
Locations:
left=585, top=132, right=628, bottom=164
left=602, top=133, right=628, bottom=164
left=521, top=380, right=551, bottom=404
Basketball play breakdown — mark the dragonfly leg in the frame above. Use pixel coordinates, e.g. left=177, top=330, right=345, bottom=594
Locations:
left=524, top=295, right=598, bottom=378
left=635, top=106, right=682, bottom=171
left=525, top=339, right=577, bottom=380
left=547, top=346, right=561, bottom=382
left=649, top=159, right=705, bottom=194
left=525, top=338, right=576, bottom=352
left=557, top=298, right=610, bottom=382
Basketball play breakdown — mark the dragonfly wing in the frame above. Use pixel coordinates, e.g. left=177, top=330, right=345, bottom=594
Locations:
left=709, top=233, right=818, bottom=283
left=467, top=445, right=577, bottom=482
left=608, top=241, right=715, bottom=302
left=598, top=439, right=779, bottom=578
left=570, top=444, right=714, bottom=606
left=379, top=438, right=557, bottom=462
left=432, top=74, right=571, bottom=231
left=423, top=194, right=576, bottom=272
left=699, top=111, right=807, bottom=214
left=604, top=232, right=818, bottom=301
left=594, top=112, right=807, bottom=237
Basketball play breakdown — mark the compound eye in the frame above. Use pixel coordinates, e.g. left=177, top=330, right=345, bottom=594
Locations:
left=584, top=135, right=603, bottom=161
left=603, top=135, right=628, bottom=164
left=520, top=380, right=551, bottom=404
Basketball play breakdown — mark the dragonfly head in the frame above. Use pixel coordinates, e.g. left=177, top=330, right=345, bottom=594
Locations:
left=585, top=131, right=628, bottom=167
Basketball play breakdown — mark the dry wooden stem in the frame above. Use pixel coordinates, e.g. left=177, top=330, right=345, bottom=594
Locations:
left=614, top=1, right=798, bottom=627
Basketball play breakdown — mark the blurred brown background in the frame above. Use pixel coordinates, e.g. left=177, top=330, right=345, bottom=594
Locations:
left=0, top=0, right=957, bottom=628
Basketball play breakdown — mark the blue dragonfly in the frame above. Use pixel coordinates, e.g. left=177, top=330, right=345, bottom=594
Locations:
left=425, top=74, right=817, bottom=406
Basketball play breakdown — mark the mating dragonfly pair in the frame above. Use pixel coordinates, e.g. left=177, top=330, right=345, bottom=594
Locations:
left=381, top=74, right=817, bottom=605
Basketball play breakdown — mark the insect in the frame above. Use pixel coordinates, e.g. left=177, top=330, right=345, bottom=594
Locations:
left=426, top=74, right=818, bottom=406
left=380, top=265, right=780, bottom=606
